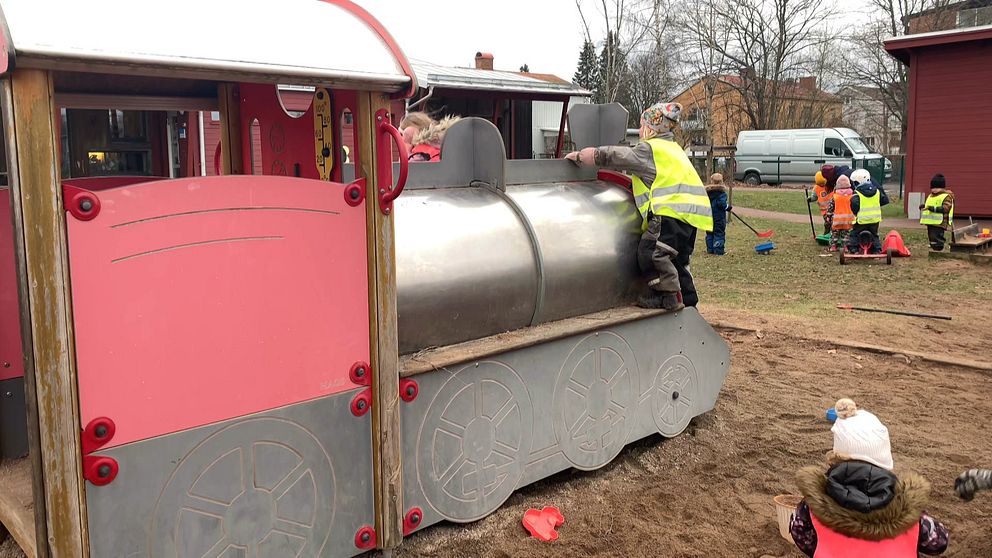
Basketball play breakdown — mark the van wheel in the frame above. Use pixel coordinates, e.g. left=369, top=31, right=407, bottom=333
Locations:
left=743, top=172, right=761, bottom=186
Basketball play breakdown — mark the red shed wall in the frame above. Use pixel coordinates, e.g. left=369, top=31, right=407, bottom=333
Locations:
left=907, top=39, right=992, bottom=216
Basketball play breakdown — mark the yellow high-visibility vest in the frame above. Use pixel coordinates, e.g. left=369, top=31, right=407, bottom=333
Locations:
left=856, top=191, right=882, bottom=224
left=920, top=193, right=952, bottom=227
left=630, top=138, right=713, bottom=232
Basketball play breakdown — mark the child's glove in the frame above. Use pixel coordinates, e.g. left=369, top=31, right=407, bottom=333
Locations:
left=956, top=469, right=992, bottom=501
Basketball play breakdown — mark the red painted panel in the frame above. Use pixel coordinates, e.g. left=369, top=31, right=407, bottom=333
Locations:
left=907, top=40, right=992, bottom=216
left=239, top=83, right=319, bottom=179
left=62, top=176, right=167, bottom=190
left=66, top=176, right=370, bottom=447
left=0, top=188, right=23, bottom=381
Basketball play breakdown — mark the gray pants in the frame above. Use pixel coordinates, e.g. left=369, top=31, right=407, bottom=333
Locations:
left=637, top=216, right=698, bottom=305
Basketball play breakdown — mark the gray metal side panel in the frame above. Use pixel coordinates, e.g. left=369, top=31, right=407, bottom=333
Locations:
left=86, top=388, right=374, bottom=558
left=400, top=308, right=729, bottom=531
left=567, top=103, right=629, bottom=149
left=0, top=377, right=27, bottom=459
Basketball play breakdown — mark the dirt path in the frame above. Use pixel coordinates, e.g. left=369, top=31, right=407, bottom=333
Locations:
left=396, top=329, right=992, bottom=558
left=731, top=206, right=924, bottom=229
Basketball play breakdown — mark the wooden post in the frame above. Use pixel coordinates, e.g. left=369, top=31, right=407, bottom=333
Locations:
left=356, top=91, right=403, bottom=549
left=4, top=69, right=87, bottom=557
left=217, top=83, right=243, bottom=175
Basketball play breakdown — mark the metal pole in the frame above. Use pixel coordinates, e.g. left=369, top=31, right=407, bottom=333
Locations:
left=197, top=111, right=207, bottom=176
left=554, top=98, right=568, bottom=158
left=899, top=157, right=905, bottom=199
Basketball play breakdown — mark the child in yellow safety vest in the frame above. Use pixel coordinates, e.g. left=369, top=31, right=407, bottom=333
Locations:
left=919, top=173, right=955, bottom=251
left=807, top=171, right=833, bottom=235
left=827, top=176, right=855, bottom=251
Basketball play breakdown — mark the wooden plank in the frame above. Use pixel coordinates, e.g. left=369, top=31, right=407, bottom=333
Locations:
left=401, top=306, right=667, bottom=377
left=357, top=92, right=403, bottom=548
left=0, top=458, right=37, bottom=558
left=0, top=79, right=50, bottom=558
left=217, top=83, right=243, bottom=175
left=7, top=69, right=87, bottom=558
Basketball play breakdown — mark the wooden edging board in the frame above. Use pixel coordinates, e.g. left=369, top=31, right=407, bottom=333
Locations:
left=400, top=306, right=668, bottom=377
left=708, top=320, right=992, bottom=372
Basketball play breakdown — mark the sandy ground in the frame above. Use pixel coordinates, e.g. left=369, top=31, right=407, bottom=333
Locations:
left=395, top=329, right=992, bottom=558
left=2, top=329, right=990, bottom=557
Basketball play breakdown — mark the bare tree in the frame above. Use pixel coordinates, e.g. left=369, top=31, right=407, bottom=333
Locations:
left=682, top=0, right=836, bottom=131
left=842, top=0, right=955, bottom=153
left=575, top=0, right=661, bottom=103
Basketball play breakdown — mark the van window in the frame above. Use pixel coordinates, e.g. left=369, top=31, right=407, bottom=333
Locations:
left=824, top=138, right=849, bottom=157
left=845, top=137, right=871, bottom=154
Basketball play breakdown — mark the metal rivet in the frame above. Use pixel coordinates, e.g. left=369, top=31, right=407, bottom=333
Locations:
left=79, top=199, right=93, bottom=212
left=97, top=464, right=111, bottom=478
left=322, top=147, right=331, bottom=157
left=349, top=188, right=361, bottom=200
left=355, top=366, right=366, bottom=378
left=406, top=386, right=415, bottom=396
left=317, top=91, right=325, bottom=100
left=411, top=513, right=420, bottom=523
left=357, top=400, right=367, bottom=411
left=361, top=532, right=370, bottom=543
left=379, top=188, right=386, bottom=194
left=95, top=424, right=108, bottom=438
left=2, top=361, right=9, bottom=368
left=672, top=391, right=680, bottom=401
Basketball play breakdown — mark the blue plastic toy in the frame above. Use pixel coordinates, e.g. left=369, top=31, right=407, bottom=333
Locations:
left=755, top=241, right=775, bottom=255
left=826, top=407, right=837, bottom=422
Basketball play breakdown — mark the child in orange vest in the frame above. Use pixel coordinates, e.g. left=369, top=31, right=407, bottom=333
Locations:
left=807, top=171, right=833, bottom=236
left=790, top=398, right=948, bottom=557
left=827, top=175, right=855, bottom=252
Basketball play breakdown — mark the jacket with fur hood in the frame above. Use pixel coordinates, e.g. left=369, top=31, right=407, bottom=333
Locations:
left=790, top=461, right=948, bottom=557
left=409, top=116, right=461, bottom=162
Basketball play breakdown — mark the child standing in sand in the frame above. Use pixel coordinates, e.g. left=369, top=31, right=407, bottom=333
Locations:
left=790, top=398, right=948, bottom=557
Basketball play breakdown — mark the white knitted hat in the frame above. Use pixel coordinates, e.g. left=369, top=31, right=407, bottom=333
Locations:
left=830, top=398, right=893, bottom=470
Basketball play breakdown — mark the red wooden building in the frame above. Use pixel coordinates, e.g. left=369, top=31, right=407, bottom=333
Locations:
left=886, top=25, right=992, bottom=217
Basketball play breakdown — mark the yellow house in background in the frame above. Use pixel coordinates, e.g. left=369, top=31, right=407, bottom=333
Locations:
left=672, top=75, right=844, bottom=149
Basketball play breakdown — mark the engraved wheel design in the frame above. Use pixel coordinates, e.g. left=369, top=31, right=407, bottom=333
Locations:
left=416, top=361, right=533, bottom=522
left=553, top=333, right=638, bottom=470
left=651, top=355, right=699, bottom=437
left=151, top=418, right=335, bottom=558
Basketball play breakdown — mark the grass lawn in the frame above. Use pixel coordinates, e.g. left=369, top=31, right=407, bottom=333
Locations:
left=731, top=188, right=908, bottom=219
left=692, top=217, right=991, bottom=323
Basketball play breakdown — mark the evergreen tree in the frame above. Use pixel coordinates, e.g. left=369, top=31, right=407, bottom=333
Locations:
left=572, top=40, right=600, bottom=94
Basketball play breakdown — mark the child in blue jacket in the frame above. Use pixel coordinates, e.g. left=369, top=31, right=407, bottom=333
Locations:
left=705, top=173, right=729, bottom=255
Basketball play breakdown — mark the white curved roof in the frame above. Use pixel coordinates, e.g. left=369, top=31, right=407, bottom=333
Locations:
left=0, top=0, right=414, bottom=91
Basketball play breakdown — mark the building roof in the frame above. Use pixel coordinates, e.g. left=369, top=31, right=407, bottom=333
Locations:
left=885, top=23, right=992, bottom=63
left=410, top=59, right=590, bottom=97
left=0, top=0, right=416, bottom=93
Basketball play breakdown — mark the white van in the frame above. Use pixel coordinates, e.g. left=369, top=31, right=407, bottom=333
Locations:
left=734, top=128, right=890, bottom=185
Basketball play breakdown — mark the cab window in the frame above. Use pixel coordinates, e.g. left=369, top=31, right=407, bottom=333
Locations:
left=824, top=138, right=850, bottom=157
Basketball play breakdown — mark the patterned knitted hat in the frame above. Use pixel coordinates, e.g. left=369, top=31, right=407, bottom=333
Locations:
left=831, top=398, right=894, bottom=470
left=641, top=102, right=682, bottom=131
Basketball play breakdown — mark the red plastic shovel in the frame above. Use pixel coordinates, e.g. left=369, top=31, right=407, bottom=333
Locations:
left=729, top=209, right=774, bottom=238
left=522, top=506, right=565, bottom=541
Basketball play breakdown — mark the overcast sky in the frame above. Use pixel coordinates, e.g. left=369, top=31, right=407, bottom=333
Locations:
left=358, top=0, right=874, bottom=82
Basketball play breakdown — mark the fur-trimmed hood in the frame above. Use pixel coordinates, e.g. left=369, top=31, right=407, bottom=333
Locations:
left=796, top=464, right=930, bottom=541
left=705, top=183, right=727, bottom=193
left=413, top=116, right=461, bottom=148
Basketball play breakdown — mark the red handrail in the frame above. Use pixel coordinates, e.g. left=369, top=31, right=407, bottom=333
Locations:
left=375, top=110, right=408, bottom=211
